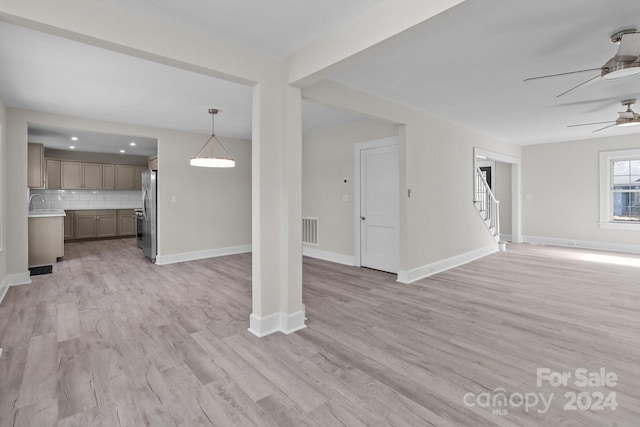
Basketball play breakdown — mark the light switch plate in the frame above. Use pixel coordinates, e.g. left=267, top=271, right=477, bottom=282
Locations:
left=342, top=194, right=349, bottom=202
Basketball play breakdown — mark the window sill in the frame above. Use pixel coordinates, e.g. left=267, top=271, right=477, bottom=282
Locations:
left=599, top=222, right=640, bottom=231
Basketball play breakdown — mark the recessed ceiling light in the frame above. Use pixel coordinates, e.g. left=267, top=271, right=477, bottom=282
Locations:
left=120, top=149, right=125, bottom=153
left=129, top=141, right=136, bottom=146
left=71, top=136, right=78, bottom=141
left=69, top=145, right=75, bottom=149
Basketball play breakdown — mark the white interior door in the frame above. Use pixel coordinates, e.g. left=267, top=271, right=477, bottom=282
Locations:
left=360, top=144, right=399, bottom=273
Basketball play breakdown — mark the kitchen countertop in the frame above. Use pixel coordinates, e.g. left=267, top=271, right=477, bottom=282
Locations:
left=28, top=209, right=66, bottom=218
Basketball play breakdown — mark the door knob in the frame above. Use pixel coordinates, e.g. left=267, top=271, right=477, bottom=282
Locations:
left=360, top=216, right=366, bottom=220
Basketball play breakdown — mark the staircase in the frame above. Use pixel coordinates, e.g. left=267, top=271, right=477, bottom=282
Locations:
left=474, top=167, right=500, bottom=242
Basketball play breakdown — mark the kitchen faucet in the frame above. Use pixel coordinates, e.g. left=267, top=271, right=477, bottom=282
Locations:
left=29, top=194, right=46, bottom=211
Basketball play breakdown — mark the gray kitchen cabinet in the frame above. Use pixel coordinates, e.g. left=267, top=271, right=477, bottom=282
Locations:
left=115, top=165, right=134, bottom=190
left=148, top=157, right=158, bottom=170
left=96, top=213, right=117, bottom=237
left=61, top=162, right=103, bottom=189
left=115, top=165, right=146, bottom=190
left=117, top=209, right=136, bottom=236
left=61, top=161, right=84, bottom=189
left=103, top=164, right=116, bottom=190
left=83, top=163, right=103, bottom=189
left=28, top=143, right=45, bottom=188
left=74, top=213, right=97, bottom=239
left=64, top=210, right=74, bottom=240
left=28, top=216, right=64, bottom=266
left=74, top=210, right=117, bottom=239
left=45, top=159, right=61, bottom=189
left=134, top=166, right=146, bottom=190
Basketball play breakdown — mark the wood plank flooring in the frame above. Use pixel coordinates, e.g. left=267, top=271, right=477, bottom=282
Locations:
left=1, top=239, right=639, bottom=426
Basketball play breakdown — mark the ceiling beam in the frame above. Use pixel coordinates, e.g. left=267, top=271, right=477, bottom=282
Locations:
left=0, top=0, right=276, bottom=86
left=285, top=0, right=466, bottom=87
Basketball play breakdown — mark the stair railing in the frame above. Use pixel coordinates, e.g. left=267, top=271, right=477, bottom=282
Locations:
left=475, top=167, right=500, bottom=237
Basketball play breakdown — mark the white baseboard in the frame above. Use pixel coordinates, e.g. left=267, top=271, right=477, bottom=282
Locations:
left=500, top=234, right=513, bottom=242
left=155, top=244, right=252, bottom=265
left=523, top=235, right=640, bottom=254
left=0, top=272, right=32, bottom=305
left=302, top=246, right=355, bottom=266
left=397, top=244, right=499, bottom=284
left=248, top=309, right=307, bottom=338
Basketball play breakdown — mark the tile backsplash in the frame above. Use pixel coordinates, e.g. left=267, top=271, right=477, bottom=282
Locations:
left=30, top=189, right=142, bottom=210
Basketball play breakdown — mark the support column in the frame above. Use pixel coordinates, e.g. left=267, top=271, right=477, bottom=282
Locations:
left=248, top=73, right=305, bottom=337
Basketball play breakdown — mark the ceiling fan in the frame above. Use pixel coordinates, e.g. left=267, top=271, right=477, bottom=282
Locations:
left=525, top=28, right=640, bottom=97
left=568, top=99, right=640, bottom=132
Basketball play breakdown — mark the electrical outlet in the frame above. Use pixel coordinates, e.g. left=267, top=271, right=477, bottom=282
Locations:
left=171, top=195, right=177, bottom=203
left=342, top=194, right=349, bottom=202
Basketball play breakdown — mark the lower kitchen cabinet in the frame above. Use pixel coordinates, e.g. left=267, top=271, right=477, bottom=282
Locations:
left=64, top=211, right=74, bottom=240
left=117, top=209, right=136, bottom=236
left=66, top=209, right=136, bottom=240
left=28, top=216, right=64, bottom=266
left=96, top=213, right=117, bottom=237
left=73, top=210, right=117, bottom=239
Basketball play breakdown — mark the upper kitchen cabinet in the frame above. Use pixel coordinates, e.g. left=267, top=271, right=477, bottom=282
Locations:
left=148, top=157, right=158, bottom=170
left=61, top=161, right=83, bottom=189
left=45, top=159, right=61, bottom=189
left=115, top=165, right=134, bottom=190
left=28, top=143, right=45, bottom=188
left=61, top=161, right=103, bottom=189
left=83, top=163, right=103, bottom=189
left=103, top=164, right=116, bottom=190
left=116, top=164, right=146, bottom=190
left=134, top=165, right=146, bottom=190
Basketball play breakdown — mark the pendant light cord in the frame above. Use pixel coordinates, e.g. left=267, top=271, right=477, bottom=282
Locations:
left=192, top=109, right=234, bottom=160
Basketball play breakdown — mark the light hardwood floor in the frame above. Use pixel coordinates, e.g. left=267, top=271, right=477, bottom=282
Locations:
left=1, top=239, right=639, bottom=426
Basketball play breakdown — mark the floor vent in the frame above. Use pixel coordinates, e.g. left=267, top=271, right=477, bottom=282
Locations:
left=302, top=217, right=319, bottom=245
left=29, top=265, right=53, bottom=276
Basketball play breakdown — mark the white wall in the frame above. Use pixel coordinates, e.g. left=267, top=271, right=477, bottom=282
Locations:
left=302, top=119, right=399, bottom=258
left=523, top=134, right=640, bottom=251
left=6, top=108, right=251, bottom=276
left=0, top=96, right=7, bottom=292
left=494, top=162, right=512, bottom=236
left=303, top=81, right=522, bottom=278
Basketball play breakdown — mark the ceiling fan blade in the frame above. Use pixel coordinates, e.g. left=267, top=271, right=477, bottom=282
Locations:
left=556, top=74, right=601, bottom=98
left=617, top=33, right=640, bottom=57
left=524, top=67, right=601, bottom=82
left=619, top=111, right=635, bottom=119
left=567, top=121, right=615, bottom=128
left=593, top=123, right=617, bottom=133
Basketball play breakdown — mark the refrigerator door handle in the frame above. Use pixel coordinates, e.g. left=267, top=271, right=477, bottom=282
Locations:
left=142, top=189, right=147, bottom=220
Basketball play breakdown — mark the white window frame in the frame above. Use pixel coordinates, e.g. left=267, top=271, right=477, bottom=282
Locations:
left=599, top=149, right=640, bottom=230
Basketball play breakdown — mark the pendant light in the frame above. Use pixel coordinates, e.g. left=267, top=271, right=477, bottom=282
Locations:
left=190, top=108, right=235, bottom=168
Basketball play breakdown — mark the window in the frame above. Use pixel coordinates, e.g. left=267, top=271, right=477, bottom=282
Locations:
left=600, top=149, right=640, bottom=230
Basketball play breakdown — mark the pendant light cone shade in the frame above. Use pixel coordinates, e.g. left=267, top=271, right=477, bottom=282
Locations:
left=190, top=108, right=236, bottom=168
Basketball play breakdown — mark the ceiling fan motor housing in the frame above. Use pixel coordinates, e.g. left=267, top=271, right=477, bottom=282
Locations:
left=601, top=55, right=640, bottom=80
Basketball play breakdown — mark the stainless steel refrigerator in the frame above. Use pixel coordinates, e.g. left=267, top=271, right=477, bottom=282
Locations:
left=142, top=169, right=157, bottom=262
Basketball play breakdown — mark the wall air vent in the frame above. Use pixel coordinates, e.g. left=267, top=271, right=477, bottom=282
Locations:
left=302, top=217, right=319, bottom=245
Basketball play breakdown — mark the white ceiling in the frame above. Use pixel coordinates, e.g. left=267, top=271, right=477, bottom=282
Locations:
left=0, top=20, right=364, bottom=153
left=0, top=21, right=253, bottom=139
left=330, top=0, right=640, bottom=145
left=102, top=0, right=385, bottom=60
left=28, top=125, right=158, bottom=157
left=2, top=0, right=640, bottom=150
